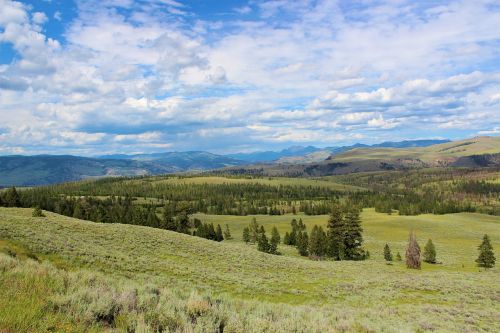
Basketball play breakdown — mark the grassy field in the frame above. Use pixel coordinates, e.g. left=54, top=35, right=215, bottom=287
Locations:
left=331, top=136, right=500, bottom=162
left=0, top=207, right=499, bottom=332
left=134, top=175, right=365, bottom=191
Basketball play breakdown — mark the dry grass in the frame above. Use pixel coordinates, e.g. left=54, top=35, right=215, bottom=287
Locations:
left=1, top=207, right=499, bottom=332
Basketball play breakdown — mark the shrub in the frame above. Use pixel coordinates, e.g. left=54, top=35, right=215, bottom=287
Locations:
left=423, top=239, right=437, bottom=264
left=32, top=206, right=45, bottom=217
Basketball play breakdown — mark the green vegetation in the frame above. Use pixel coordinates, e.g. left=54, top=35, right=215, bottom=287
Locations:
left=476, top=234, right=496, bottom=268
left=384, top=244, right=393, bottom=262
left=423, top=239, right=437, bottom=264
left=1, top=207, right=499, bottom=332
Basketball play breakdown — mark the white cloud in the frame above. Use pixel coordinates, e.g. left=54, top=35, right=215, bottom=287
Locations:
left=0, top=0, right=499, bottom=154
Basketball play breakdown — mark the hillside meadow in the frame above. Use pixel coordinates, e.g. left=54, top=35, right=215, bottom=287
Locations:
left=0, top=207, right=499, bottom=332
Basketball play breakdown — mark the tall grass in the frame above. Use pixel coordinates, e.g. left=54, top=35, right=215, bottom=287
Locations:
left=1, top=207, right=499, bottom=332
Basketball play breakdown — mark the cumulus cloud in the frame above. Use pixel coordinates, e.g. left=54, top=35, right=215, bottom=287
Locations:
left=0, top=0, right=499, bottom=154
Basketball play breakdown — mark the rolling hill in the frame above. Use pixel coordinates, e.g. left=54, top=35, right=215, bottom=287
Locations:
left=0, top=207, right=499, bottom=332
left=223, top=136, right=500, bottom=177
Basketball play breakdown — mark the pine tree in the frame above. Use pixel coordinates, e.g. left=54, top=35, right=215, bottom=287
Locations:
left=326, top=204, right=344, bottom=260
left=223, top=224, right=232, bottom=240
left=146, top=208, right=159, bottom=228
left=4, top=187, right=21, bottom=207
left=406, top=231, right=421, bottom=269
left=309, top=225, right=327, bottom=257
left=384, top=244, right=393, bottom=261
left=343, top=206, right=365, bottom=260
left=257, top=229, right=270, bottom=253
left=242, top=227, right=250, bottom=244
left=215, top=224, right=224, bottom=242
left=162, top=204, right=176, bottom=231
left=269, top=226, right=281, bottom=254
left=476, top=234, right=495, bottom=268
left=296, top=231, right=309, bottom=256
left=73, top=202, right=84, bottom=220
left=249, top=217, right=259, bottom=243
left=396, top=252, right=402, bottom=261
left=423, top=239, right=437, bottom=264
left=283, top=232, right=290, bottom=245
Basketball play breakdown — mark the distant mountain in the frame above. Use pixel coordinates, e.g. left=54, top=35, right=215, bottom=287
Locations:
left=221, top=137, right=500, bottom=177
left=0, top=155, right=177, bottom=187
left=278, top=140, right=450, bottom=164
left=0, top=138, right=470, bottom=187
left=227, top=146, right=321, bottom=162
left=98, top=151, right=245, bottom=170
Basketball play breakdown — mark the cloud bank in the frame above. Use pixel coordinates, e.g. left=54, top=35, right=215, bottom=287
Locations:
left=0, top=0, right=499, bottom=155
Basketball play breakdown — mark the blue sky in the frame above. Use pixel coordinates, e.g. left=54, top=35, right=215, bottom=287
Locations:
left=0, top=0, right=499, bottom=155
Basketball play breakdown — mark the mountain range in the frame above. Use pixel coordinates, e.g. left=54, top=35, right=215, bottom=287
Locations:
left=1, top=138, right=497, bottom=187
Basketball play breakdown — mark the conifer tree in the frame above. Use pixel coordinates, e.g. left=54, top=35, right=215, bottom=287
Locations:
left=269, top=226, right=281, bottom=254
left=257, top=228, right=270, bottom=253
left=283, top=232, right=290, bottom=245
left=215, top=224, right=224, bottom=242
left=423, top=239, right=437, bottom=264
left=223, top=224, right=232, bottom=240
left=396, top=252, right=402, bottom=261
left=343, top=206, right=365, bottom=260
left=327, top=204, right=344, bottom=260
left=249, top=217, right=259, bottom=243
left=242, top=227, right=250, bottom=244
left=309, top=225, right=327, bottom=257
left=476, top=234, right=495, bottom=268
left=73, top=202, right=85, bottom=220
left=384, top=244, right=393, bottom=261
left=4, top=187, right=20, bottom=207
left=162, top=204, right=176, bottom=231
left=146, top=208, right=159, bottom=228
left=406, top=231, right=421, bottom=269
left=296, top=231, right=309, bottom=256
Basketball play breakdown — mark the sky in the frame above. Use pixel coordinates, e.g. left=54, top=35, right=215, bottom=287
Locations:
left=0, top=0, right=499, bottom=156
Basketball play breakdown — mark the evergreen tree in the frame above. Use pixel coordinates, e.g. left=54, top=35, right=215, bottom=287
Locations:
left=384, top=244, right=393, bottom=261
left=4, top=187, right=20, bottom=207
left=327, top=204, right=344, bottom=260
left=269, top=226, right=280, bottom=254
left=309, top=225, right=327, bottom=257
left=396, top=252, right=402, bottom=261
left=423, top=239, right=437, bottom=264
left=283, top=232, right=290, bottom=245
left=32, top=206, right=45, bottom=217
left=146, top=208, right=160, bottom=228
left=406, top=231, right=421, bottom=269
left=175, top=212, right=190, bottom=234
left=343, top=206, right=365, bottom=260
left=162, top=204, right=176, bottom=231
left=296, top=231, right=309, bottom=256
left=73, top=202, right=85, bottom=219
left=242, top=227, right=250, bottom=244
left=476, top=234, right=495, bottom=268
left=249, top=217, right=259, bottom=243
left=215, top=224, right=224, bottom=242
left=223, top=224, right=232, bottom=240
left=257, top=228, right=270, bottom=253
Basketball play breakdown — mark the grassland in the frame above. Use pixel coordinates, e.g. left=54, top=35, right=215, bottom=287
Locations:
left=1, top=207, right=499, bottom=332
left=126, top=175, right=365, bottom=191
left=331, top=136, right=500, bottom=162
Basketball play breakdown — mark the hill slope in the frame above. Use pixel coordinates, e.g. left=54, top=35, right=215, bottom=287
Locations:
left=225, top=136, right=500, bottom=176
left=0, top=155, right=178, bottom=187
left=0, top=207, right=499, bottom=332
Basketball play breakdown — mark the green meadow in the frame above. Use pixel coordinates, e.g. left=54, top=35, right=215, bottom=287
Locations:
left=1, top=207, right=499, bottom=332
